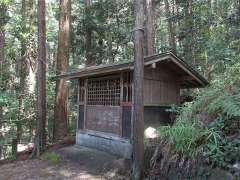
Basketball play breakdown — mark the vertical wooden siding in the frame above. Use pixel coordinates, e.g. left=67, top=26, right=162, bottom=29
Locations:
left=144, top=66, right=180, bottom=106
left=78, top=105, right=84, bottom=129
left=85, top=105, right=122, bottom=135
left=122, top=105, right=132, bottom=138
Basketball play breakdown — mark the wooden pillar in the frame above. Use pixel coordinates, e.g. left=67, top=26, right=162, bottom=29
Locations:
left=83, top=78, right=88, bottom=129
left=120, top=72, right=124, bottom=104
left=76, top=79, right=80, bottom=129
left=120, top=72, right=124, bottom=137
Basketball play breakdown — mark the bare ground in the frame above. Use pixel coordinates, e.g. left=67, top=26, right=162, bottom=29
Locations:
left=0, top=146, right=131, bottom=180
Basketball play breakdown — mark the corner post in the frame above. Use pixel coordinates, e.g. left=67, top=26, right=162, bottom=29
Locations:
left=83, top=78, right=88, bottom=129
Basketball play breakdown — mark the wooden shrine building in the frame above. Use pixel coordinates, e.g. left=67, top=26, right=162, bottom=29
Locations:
left=55, top=51, right=208, bottom=158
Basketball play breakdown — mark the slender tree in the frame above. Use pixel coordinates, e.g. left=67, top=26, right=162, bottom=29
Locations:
left=53, top=0, right=71, bottom=141
left=12, top=0, right=28, bottom=158
left=0, top=2, right=7, bottom=160
left=132, top=0, right=145, bottom=179
left=84, top=0, right=94, bottom=66
left=144, top=0, right=155, bottom=55
left=164, top=0, right=176, bottom=52
left=0, top=3, right=7, bottom=71
left=184, top=0, right=194, bottom=62
left=32, top=0, right=47, bottom=157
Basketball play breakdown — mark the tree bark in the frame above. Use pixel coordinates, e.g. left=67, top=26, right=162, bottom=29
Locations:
left=0, top=3, right=7, bottom=160
left=32, top=0, right=47, bottom=157
left=53, top=0, right=71, bottom=142
left=164, top=0, right=176, bottom=52
left=0, top=106, right=2, bottom=159
left=84, top=0, right=93, bottom=66
left=144, top=0, right=155, bottom=56
left=26, top=0, right=37, bottom=95
left=0, top=3, right=6, bottom=71
left=26, top=0, right=37, bottom=142
left=0, top=28, right=4, bottom=72
left=0, top=27, right=3, bottom=158
left=184, top=0, right=194, bottom=62
left=132, top=0, right=145, bottom=179
left=13, top=0, right=28, bottom=158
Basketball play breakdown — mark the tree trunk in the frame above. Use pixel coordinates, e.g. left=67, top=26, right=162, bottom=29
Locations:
left=32, top=0, right=47, bottom=157
left=13, top=0, right=28, bottom=158
left=0, top=3, right=6, bottom=71
left=184, top=0, right=194, bottom=62
left=0, top=3, right=7, bottom=159
left=0, top=106, right=2, bottom=159
left=27, top=0, right=37, bottom=94
left=132, top=0, right=145, bottom=179
left=26, top=0, right=37, bottom=142
left=84, top=0, right=93, bottom=66
left=144, top=0, right=155, bottom=56
left=0, top=27, right=4, bottom=72
left=53, top=0, right=71, bottom=142
left=164, top=0, right=176, bottom=52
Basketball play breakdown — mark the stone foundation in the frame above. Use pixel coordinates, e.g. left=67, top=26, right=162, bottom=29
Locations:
left=76, top=130, right=132, bottom=159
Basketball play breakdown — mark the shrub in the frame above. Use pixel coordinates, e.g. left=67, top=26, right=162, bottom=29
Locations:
left=158, top=118, right=203, bottom=158
left=157, top=62, right=240, bottom=171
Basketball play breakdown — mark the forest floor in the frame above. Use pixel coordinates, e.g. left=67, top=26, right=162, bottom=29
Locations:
left=0, top=145, right=131, bottom=180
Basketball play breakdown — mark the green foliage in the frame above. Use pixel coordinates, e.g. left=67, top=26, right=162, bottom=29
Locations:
left=158, top=118, right=202, bottom=158
left=46, top=77, right=55, bottom=143
left=42, top=152, right=60, bottom=165
left=203, top=115, right=240, bottom=168
left=158, top=62, right=240, bottom=170
left=71, top=0, right=134, bottom=65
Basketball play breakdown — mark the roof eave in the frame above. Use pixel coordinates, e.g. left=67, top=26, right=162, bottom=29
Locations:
left=53, top=51, right=209, bottom=88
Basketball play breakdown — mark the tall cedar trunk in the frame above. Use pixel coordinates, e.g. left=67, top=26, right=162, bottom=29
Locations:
left=132, top=0, right=145, bottom=179
left=85, top=0, right=93, bottom=66
left=164, top=0, right=176, bottom=52
left=0, top=23, right=4, bottom=73
left=53, top=0, right=71, bottom=142
left=0, top=4, right=6, bottom=159
left=172, top=0, right=177, bottom=49
left=204, top=0, right=213, bottom=80
left=0, top=3, right=6, bottom=71
left=144, top=0, right=155, bottom=56
left=184, top=0, right=194, bottom=62
left=27, top=0, right=36, bottom=142
left=32, top=0, right=47, bottom=157
left=0, top=105, right=2, bottom=159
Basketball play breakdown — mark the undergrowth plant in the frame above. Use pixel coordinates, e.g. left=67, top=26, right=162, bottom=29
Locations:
left=42, top=152, right=60, bottom=165
left=158, top=62, right=240, bottom=171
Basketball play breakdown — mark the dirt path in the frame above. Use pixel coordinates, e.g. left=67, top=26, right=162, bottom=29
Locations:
left=0, top=146, right=130, bottom=180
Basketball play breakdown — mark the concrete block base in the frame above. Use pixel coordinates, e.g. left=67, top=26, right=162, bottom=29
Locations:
left=76, top=130, right=132, bottom=159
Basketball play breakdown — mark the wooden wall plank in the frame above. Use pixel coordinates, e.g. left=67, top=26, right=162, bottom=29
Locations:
left=78, top=105, right=84, bottom=129
left=122, top=106, right=132, bottom=138
left=85, top=105, right=122, bottom=136
left=143, top=65, right=180, bottom=106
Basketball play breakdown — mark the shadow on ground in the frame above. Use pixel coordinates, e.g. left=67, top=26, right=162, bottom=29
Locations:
left=0, top=145, right=131, bottom=180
